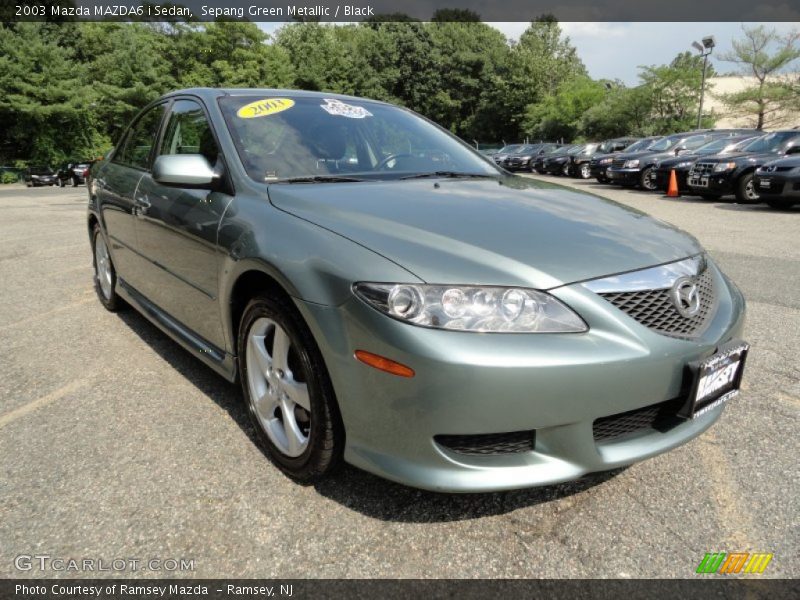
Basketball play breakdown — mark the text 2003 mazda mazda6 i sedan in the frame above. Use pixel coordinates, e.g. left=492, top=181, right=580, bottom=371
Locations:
left=87, top=89, right=748, bottom=492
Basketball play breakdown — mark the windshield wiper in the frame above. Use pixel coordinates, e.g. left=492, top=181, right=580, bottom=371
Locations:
left=400, top=171, right=496, bottom=180
left=277, top=175, right=366, bottom=184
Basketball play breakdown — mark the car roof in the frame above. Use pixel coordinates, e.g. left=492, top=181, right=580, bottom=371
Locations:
left=162, top=87, right=393, bottom=107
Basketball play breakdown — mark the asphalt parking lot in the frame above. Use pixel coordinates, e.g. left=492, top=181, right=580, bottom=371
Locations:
left=0, top=181, right=797, bottom=579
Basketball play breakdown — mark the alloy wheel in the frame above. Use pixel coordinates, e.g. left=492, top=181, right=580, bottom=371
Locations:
left=246, top=318, right=311, bottom=458
left=94, top=234, right=113, bottom=300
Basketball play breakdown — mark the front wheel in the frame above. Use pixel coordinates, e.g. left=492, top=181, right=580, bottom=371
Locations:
left=238, top=294, right=344, bottom=482
left=579, top=163, right=591, bottom=179
left=735, top=173, right=759, bottom=203
left=639, top=167, right=658, bottom=191
left=92, top=225, right=124, bottom=311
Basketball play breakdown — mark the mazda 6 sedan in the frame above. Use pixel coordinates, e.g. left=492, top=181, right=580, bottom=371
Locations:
left=87, top=89, right=748, bottom=492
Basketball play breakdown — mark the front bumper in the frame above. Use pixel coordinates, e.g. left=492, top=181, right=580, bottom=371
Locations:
left=590, top=164, right=611, bottom=179
left=296, top=262, right=746, bottom=492
left=753, top=172, right=800, bottom=198
left=605, top=167, right=641, bottom=185
left=686, top=171, right=736, bottom=195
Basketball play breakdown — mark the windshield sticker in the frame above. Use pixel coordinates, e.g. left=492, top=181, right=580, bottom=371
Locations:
left=320, top=98, right=372, bottom=119
left=237, top=98, right=295, bottom=119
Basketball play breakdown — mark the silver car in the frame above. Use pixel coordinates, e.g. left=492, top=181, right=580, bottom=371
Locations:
left=88, top=89, right=748, bottom=492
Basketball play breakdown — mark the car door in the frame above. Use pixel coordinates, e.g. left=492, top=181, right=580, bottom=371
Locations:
left=133, top=98, right=231, bottom=351
left=97, top=103, right=167, bottom=288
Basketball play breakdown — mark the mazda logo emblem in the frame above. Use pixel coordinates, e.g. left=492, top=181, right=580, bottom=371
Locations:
left=671, top=278, right=701, bottom=317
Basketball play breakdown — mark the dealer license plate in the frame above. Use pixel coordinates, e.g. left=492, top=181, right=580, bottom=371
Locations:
left=759, top=178, right=771, bottom=189
left=680, top=340, right=749, bottom=419
left=689, top=176, right=709, bottom=188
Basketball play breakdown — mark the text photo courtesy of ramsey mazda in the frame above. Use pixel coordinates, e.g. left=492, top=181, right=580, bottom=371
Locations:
left=87, top=89, right=748, bottom=492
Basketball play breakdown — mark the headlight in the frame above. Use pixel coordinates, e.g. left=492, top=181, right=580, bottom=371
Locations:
left=353, top=283, right=587, bottom=333
left=31, top=175, right=39, bottom=179
left=520, top=156, right=532, bottom=161
left=675, top=161, right=693, bottom=168
left=713, top=162, right=737, bottom=172
left=623, top=159, right=640, bottom=168
left=599, top=157, right=612, bottom=164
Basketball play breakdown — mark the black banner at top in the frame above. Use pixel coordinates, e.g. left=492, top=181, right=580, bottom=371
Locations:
left=3, top=0, right=800, bottom=22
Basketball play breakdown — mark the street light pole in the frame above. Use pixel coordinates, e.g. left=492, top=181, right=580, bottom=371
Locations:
left=692, top=36, right=715, bottom=130
left=697, top=52, right=708, bottom=130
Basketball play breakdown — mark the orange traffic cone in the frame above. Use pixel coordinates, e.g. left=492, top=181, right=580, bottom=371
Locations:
left=667, top=169, right=679, bottom=197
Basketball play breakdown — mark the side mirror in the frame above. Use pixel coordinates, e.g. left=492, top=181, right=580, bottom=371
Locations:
left=786, top=145, right=800, bottom=155
left=674, top=146, right=687, bottom=155
left=153, top=154, right=220, bottom=189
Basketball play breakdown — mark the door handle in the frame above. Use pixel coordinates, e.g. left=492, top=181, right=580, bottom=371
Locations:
left=133, top=194, right=151, bottom=217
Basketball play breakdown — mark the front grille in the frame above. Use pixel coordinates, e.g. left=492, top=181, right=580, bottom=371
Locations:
left=599, top=268, right=716, bottom=339
left=434, top=431, right=535, bottom=455
left=612, top=158, right=626, bottom=168
left=691, top=162, right=714, bottom=177
left=593, top=398, right=684, bottom=443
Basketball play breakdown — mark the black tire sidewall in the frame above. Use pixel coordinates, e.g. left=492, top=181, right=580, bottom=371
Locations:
left=736, top=173, right=759, bottom=203
left=92, top=225, right=121, bottom=311
left=237, top=295, right=343, bottom=481
left=640, top=167, right=656, bottom=191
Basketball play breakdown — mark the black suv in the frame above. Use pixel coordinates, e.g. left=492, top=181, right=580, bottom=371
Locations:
left=686, top=131, right=800, bottom=202
left=541, top=144, right=588, bottom=176
left=23, top=166, right=59, bottom=187
left=754, top=155, right=800, bottom=209
left=590, top=137, right=661, bottom=183
left=58, top=162, right=93, bottom=187
left=652, top=134, right=760, bottom=194
left=491, top=144, right=526, bottom=166
left=571, top=138, right=636, bottom=179
left=502, top=143, right=562, bottom=172
left=606, top=130, right=758, bottom=191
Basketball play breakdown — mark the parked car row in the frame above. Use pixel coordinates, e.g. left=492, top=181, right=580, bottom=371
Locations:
left=21, top=161, right=94, bottom=187
left=530, top=129, right=800, bottom=209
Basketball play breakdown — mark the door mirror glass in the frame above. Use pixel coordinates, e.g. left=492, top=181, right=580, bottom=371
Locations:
left=152, top=155, right=219, bottom=188
left=674, top=145, right=687, bottom=155
left=785, top=145, right=800, bottom=155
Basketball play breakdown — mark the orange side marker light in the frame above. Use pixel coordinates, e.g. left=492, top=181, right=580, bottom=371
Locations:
left=354, top=350, right=415, bottom=378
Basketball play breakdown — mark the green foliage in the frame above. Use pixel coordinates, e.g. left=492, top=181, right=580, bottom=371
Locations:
left=717, top=25, right=800, bottom=129
left=0, top=18, right=731, bottom=166
left=1, top=172, right=19, bottom=184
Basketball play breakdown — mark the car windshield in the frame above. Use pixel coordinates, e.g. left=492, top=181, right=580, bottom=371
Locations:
left=220, top=95, right=499, bottom=182
left=683, top=135, right=712, bottom=150
left=30, top=167, right=53, bottom=174
left=742, top=131, right=800, bottom=154
left=75, top=163, right=90, bottom=169
left=498, top=144, right=524, bottom=153
left=695, top=136, right=755, bottom=155
left=623, top=138, right=655, bottom=152
left=647, top=136, right=682, bottom=152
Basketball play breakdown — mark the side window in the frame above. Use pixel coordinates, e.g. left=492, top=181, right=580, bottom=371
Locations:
left=115, top=104, right=166, bottom=170
left=159, top=100, right=219, bottom=166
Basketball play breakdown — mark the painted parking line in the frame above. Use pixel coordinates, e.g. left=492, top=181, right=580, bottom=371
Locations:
left=0, top=379, right=91, bottom=429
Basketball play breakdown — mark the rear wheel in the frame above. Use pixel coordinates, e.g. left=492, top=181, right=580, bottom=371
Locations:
left=639, top=167, right=657, bottom=191
left=238, top=294, right=344, bottom=482
left=92, top=224, right=123, bottom=311
left=735, top=173, right=759, bottom=203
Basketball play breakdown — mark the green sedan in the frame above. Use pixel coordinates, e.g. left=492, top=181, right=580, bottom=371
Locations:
left=87, top=89, right=748, bottom=492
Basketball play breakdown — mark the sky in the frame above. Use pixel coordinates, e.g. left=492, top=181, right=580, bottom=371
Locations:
left=259, top=22, right=799, bottom=86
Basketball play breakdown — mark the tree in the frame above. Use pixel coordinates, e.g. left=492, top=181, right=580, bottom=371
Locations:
left=637, top=51, right=716, bottom=133
left=716, top=25, right=800, bottom=129
left=581, top=85, right=654, bottom=139
left=522, top=77, right=607, bottom=141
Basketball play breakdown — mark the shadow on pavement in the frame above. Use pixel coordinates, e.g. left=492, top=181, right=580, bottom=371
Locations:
left=115, top=305, right=623, bottom=523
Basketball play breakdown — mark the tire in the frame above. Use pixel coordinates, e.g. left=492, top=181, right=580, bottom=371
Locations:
left=91, top=224, right=124, bottom=311
left=639, top=167, right=657, bottom=191
left=59, top=178, right=65, bottom=188
left=579, top=163, right=591, bottom=179
left=238, top=293, right=344, bottom=482
left=72, top=176, right=79, bottom=187
left=735, top=173, right=759, bottom=203
left=766, top=199, right=797, bottom=210
left=561, top=163, right=570, bottom=177
left=700, top=193, right=722, bottom=201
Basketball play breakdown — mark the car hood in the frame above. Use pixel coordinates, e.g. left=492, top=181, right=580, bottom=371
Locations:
left=268, top=177, right=701, bottom=289
left=698, top=151, right=782, bottom=164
